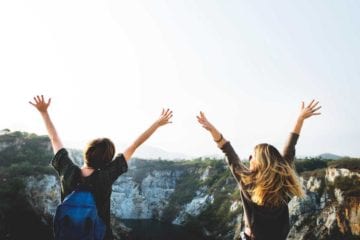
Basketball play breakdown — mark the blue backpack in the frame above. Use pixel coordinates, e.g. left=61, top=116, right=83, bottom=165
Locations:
left=54, top=185, right=106, bottom=240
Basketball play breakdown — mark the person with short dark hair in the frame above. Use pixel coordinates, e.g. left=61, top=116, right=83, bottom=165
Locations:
left=30, top=95, right=173, bottom=240
left=197, top=100, right=321, bottom=240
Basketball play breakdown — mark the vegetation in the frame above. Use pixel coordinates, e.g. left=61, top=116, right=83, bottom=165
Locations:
left=1, top=130, right=359, bottom=239
left=186, top=163, right=241, bottom=238
left=327, top=158, right=360, bottom=172
left=294, top=157, right=360, bottom=174
left=332, top=175, right=360, bottom=197
left=160, top=159, right=214, bottom=221
left=0, top=131, right=55, bottom=239
left=160, top=158, right=241, bottom=238
left=130, top=158, right=179, bottom=184
left=0, top=131, right=53, bottom=168
left=294, top=157, right=328, bottom=173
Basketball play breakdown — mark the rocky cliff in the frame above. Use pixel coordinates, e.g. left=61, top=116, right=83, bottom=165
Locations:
left=1, top=131, right=359, bottom=240
left=287, top=167, right=360, bottom=240
left=23, top=158, right=360, bottom=240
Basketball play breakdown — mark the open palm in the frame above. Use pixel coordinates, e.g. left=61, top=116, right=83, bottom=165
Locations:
left=29, top=95, right=51, bottom=113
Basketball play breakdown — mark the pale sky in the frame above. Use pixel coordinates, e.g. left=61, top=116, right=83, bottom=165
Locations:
left=1, top=0, right=359, bottom=158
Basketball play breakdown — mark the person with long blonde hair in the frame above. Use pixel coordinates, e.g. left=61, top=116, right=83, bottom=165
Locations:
left=197, top=100, right=321, bottom=240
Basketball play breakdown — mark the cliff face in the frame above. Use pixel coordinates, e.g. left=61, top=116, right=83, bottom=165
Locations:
left=287, top=168, right=360, bottom=240
left=111, top=167, right=183, bottom=219
left=343, top=197, right=360, bottom=236
left=25, top=175, right=60, bottom=223
left=23, top=160, right=360, bottom=240
left=326, top=168, right=360, bottom=237
left=1, top=131, right=359, bottom=240
left=23, top=159, right=240, bottom=238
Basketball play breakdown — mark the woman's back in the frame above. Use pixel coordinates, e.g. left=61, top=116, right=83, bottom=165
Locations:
left=220, top=133, right=300, bottom=240
left=241, top=191, right=290, bottom=240
left=197, top=100, right=321, bottom=239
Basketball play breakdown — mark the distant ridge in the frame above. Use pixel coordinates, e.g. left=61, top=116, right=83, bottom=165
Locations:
left=318, top=153, right=343, bottom=160
left=131, top=145, right=188, bottom=161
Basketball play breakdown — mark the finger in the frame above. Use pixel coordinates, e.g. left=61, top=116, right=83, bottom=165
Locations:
left=198, top=118, right=205, bottom=125
left=301, top=101, right=304, bottom=110
left=29, top=101, right=35, bottom=106
left=311, top=101, right=319, bottom=109
left=307, top=99, right=315, bottom=108
left=165, top=110, right=172, bottom=118
left=34, top=96, right=39, bottom=103
left=41, top=95, right=44, bottom=102
left=197, top=117, right=205, bottom=123
left=197, top=116, right=205, bottom=123
left=312, top=106, right=322, bottom=112
left=47, top=98, right=52, bottom=106
left=36, top=95, right=41, bottom=102
left=200, top=112, right=207, bottom=120
left=164, top=108, right=171, bottom=116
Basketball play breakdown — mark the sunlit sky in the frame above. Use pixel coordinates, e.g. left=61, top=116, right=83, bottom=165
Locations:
left=1, top=1, right=359, bottom=158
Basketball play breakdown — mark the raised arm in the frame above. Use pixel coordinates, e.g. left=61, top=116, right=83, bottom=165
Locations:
left=283, top=100, right=321, bottom=162
left=29, top=95, right=64, bottom=154
left=292, top=100, right=321, bottom=135
left=196, top=111, right=227, bottom=148
left=123, top=109, right=173, bottom=161
left=197, top=112, right=249, bottom=178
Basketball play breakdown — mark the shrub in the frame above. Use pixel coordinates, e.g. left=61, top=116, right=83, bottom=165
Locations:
left=295, top=158, right=328, bottom=173
left=328, top=158, right=360, bottom=172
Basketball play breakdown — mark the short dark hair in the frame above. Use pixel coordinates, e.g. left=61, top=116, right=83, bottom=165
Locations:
left=84, top=138, right=115, bottom=169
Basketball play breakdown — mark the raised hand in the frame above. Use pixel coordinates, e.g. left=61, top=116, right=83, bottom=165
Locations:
left=29, top=95, right=63, bottom=153
left=197, top=111, right=216, bottom=131
left=123, top=108, right=174, bottom=161
left=298, top=100, right=321, bottom=121
left=156, top=108, right=173, bottom=127
left=293, top=99, right=321, bottom=135
left=29, top=95, right=51, bottom=113
left=197, top=111, right=225, bottom=147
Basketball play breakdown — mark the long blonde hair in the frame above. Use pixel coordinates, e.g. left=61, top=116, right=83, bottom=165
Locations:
left=241, top=144, right=304, bottom=207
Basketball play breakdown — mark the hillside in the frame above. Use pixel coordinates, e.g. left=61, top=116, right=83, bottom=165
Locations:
left=0, top=131, right=359, bottom=240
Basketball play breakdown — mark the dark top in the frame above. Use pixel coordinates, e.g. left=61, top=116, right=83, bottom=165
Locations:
left=52, top=148, right=128, bottom=240
left=221, top=133, right=299, bottom=240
